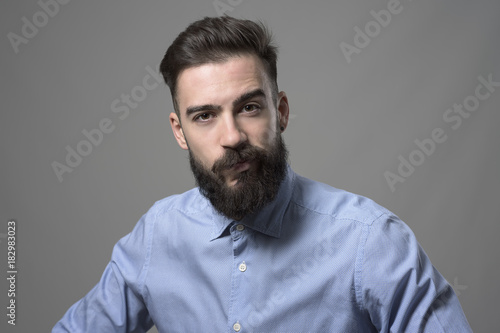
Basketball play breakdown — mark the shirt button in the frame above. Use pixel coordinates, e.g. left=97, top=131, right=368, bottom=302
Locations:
left=238, top=261, right=247, bottom=272
left=236, top=224, right=245, bottom=231
left=233, top=322, right=241, bottom=332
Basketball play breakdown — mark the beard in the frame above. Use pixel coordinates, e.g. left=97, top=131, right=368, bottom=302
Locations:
left=189, top=133, right=288, bottom=221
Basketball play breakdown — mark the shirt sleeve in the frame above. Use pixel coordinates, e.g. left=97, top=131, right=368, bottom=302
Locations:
left=357, top=214, right=472, bottom=332
left=52, top=208, right=156, bottom=333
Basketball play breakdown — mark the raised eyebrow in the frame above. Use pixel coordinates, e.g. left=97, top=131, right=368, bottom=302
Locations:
left=184, top=89, right=266, bottom=117
left=185, top=104, right=222, bottom=117
left=232, top=89, right=267, bottom=108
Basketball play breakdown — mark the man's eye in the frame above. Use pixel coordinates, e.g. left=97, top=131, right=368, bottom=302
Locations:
left=243, top=104, right=259, bottom=112
left=194, top=113, right=212, bottom=121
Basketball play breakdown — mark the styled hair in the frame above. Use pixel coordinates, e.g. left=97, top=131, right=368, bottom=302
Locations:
left=159, top=16, right=279, bottom=115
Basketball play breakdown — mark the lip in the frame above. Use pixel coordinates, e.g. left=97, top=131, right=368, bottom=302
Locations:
left=231, top=159, right=251, bottom=172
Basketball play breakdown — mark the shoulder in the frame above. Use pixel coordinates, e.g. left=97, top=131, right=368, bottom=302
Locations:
left=290, top=172, right=396, bottom=227
left=148, top=187, right=210, bottom=218
left=116, top=187, right=210, bottom=248
left=122, top=187, right=210, bottom=242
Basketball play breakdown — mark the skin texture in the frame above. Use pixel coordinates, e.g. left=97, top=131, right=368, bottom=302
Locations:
left=169, top=54, right=290, bottom=187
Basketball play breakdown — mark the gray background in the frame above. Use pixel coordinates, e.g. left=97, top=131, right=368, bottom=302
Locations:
left=1, top=0, right=499, bottom=332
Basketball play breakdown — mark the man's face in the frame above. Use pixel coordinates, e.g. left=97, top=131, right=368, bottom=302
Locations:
left=170, top=54, right=289, bottom=219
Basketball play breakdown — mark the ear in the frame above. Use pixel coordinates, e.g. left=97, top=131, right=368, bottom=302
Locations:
left=169, top=112, right=189, bottom=150
left=276, top=91, right=290, bottom=132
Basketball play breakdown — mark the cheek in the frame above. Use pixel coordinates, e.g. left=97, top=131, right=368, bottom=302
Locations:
left=261, top=128, right=274, bottom=143
left=252, top=124, right=278, bottom=148
left=262, top=116, right=279, bottom=143
left=187, top=135, right=218, bottom=167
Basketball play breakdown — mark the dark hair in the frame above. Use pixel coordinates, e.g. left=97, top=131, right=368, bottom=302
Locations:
left=160, top=16, right=279, bottom=115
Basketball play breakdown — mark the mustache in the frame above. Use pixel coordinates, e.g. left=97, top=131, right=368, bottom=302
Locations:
left=211, top=144, right=266, bottom=174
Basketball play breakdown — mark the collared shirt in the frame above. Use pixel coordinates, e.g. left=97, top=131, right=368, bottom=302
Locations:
left=53, top=167, right=472, bottom=332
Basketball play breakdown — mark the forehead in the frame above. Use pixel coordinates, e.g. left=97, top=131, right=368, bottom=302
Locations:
left=176, top=54, right=270, bottom=113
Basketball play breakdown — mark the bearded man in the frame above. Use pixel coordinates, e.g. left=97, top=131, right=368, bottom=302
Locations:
left=53, top=16, right=471, bottom=332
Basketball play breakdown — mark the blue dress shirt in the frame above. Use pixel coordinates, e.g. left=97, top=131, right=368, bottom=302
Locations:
left=53, top=167, right=471, bottom=332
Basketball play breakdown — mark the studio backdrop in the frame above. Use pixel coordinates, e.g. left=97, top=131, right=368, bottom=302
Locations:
left=1, top=0, right=499, bottom=332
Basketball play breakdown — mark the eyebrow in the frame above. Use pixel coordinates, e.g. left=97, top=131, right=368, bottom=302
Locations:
left=232, top=88, right=266, bottom=108
left=185, top=88, right=267, bottom=117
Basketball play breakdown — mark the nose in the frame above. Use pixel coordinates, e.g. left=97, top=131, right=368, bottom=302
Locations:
left=219, top=115, right=247, bottom=149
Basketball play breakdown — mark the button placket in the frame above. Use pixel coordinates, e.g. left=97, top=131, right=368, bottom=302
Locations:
left=228, top=223, right=249, bottom=332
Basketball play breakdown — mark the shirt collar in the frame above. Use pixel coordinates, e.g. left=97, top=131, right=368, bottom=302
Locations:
left=209, top=165, right=295, bottom=240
